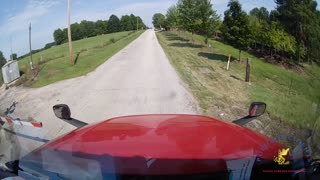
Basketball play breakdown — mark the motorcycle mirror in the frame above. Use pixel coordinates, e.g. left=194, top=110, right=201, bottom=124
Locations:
left=53, top=104, right=71, bottom=120
left=232, top=102, right=266, bottom=126
left=248, top=102, right=266, bottom=117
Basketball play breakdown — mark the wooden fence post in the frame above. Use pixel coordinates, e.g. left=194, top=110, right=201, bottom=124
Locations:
left=245, top=58, right=251, bottom=82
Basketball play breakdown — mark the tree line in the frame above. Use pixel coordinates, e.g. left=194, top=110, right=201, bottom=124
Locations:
left=53, top=14, right=146, bottom=46
left=9, top=14, right=146, bottom=61
left=153, top=0, right=320, bottom=63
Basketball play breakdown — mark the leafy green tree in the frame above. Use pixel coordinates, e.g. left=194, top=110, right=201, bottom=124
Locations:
left=275, top=0, right=320, bottom=62
left=121, top=15, right=133, bottom=31
left=136, top=16, right=146, bottom=30
left=176, top=0, right=219, bottom=42
left=266, top=22, right=297, bottom=56
left=0, top=51, right=6, bottom=67
left=166, top=5, right=180, bottom=29
left=129, top=14, right=137, bottom=30
left=44, top=42, right=55, bottom=49
left=53, top=28, right=67, bottom=45
left=222, top=0, right=252, bottom=61
left=177, top=0, right=201, bottom=39
left=11, top=53, right=17, bottom=60
left=250, top=7, right=269, bottom=22
left=80, top=20, right=96, bottom=37
left=248, top=15, right=263, bottom=49
left=197, top=0, right=220, bottom=44
left=152, top=13, right=166, bottom=29
left=71, top=23, right=84, bottom=40
left=95, top=20, right=108, bottom=35
left=52, top=14, right=145, bottom=46
left=108, top=15, right=121, bottom=33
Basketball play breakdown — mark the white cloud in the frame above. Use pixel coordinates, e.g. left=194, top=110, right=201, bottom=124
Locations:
left=0, top=0, right=60, bottom=35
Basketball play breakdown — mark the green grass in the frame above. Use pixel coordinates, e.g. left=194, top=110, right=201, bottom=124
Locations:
left=18, top=31, right=144, bottom=87
left=157, top=31, right=320, bottom=129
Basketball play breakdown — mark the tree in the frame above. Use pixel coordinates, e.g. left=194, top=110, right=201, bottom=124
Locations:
left=248, top=7, right=271, bottom=50
left=108, top=15, right=121, bottom=33
left=121, top=15, right=133, bottom=31
left=177, top=0, right=201, bottom=40
left=269, top=10, right=279, bottom=22
left=249, top=7, right=269, bottom=22
left=0, top=51, right=6, bottom=67
left=152, top=13, right=166, bottom=29
left=53, top=28, right=67, bottom=45
left=266, top=22, right=297, bottom=56
left=44, top=42, right=55, bottom=49
left=197, top=0, right=220, bottom=44
left=11, top=53, right=17, bottom=60
left=275, top=0, right=320, bottom=62
left=71, top=23, right=84, bottom=40
left=80, top=20, right=96, bottom=37
left=130, top=14, right=137, bottom=30
left=166, top=5, right=180, bottom=30
left=222, top=0, right=252, bottom=61
left=248, top=15, right=263, bottom=49
left=95, top=20, right=108, bottom=35
left=136, top=16, right=146, bottom=30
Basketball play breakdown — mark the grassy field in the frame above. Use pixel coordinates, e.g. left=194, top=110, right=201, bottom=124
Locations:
left=156, top=31, right=320, bottom=150
left=18, top=30, right=144, bottom=87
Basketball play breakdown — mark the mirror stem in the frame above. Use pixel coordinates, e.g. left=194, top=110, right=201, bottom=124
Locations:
left=61, top=118, right=88, bottom=128
left=232, top=116, right=256, bottom=126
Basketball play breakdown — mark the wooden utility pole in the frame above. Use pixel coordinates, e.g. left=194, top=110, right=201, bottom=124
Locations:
left=67, top=0, right=74, bottom=65
left=245, top=58, right=251, bottom=82
left=29, top=23, right=34, bottom=70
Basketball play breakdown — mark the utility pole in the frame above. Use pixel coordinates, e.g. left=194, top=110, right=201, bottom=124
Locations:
left=29, top=23, right=34, bottom=70
left=67, top=0, right=74, bottom=65
left=136, top=16, right=138, bottom=31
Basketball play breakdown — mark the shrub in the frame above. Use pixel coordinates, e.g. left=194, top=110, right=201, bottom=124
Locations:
left=110, top=38, right=116, bottom=43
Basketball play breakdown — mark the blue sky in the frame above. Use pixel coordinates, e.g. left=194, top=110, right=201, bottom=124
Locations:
left=0, top=0, right=319, bottom=59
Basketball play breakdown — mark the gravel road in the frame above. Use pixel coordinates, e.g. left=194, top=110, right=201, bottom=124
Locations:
left=0, top=30, right=198, bottom=162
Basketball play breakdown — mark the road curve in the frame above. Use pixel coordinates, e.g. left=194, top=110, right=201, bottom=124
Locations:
left=0, top=30, right=198, bottom=160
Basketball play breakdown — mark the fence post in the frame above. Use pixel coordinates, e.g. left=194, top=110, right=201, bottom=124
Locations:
left=227, top=54, right=231, bottom=71
left=245, top=58, right=251, bottom=82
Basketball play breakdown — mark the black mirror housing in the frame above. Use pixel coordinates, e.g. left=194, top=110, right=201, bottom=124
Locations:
left=53, top=104, right=71, bottom=120
left=249, top=102, right=266, bottom=117
left=232, top=102, right=267, bottom=126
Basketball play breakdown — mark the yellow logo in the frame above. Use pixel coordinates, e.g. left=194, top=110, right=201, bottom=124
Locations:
left=274, top=148, right=290, bottom=165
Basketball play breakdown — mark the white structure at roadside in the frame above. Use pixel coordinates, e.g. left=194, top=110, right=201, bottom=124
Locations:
left=2, top=60, right=20, bottom=84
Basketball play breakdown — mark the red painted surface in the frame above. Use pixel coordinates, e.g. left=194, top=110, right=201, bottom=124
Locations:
left=6, top=117, right=13, bottom=124
left=31, top=122, right=43, bottom=128
left=42, top=114, right=283, bottom=160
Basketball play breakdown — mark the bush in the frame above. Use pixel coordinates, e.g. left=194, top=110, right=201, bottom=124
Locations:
left=110, top=38, right=116, bottom=43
